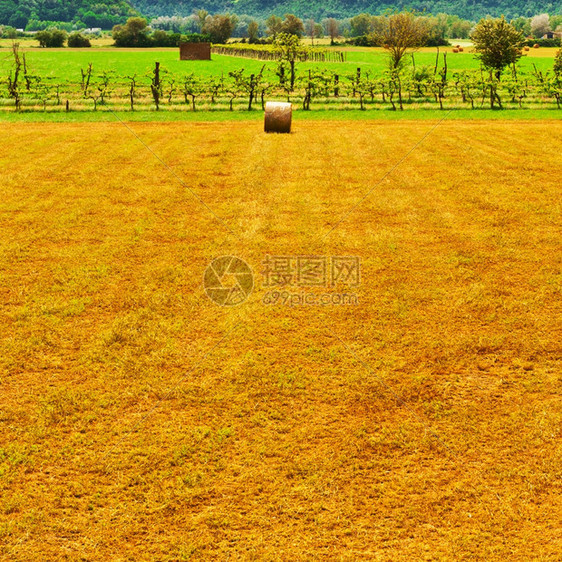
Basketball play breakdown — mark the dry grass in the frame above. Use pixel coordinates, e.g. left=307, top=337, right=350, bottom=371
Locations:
left=1, top=120, right=561, bottom=560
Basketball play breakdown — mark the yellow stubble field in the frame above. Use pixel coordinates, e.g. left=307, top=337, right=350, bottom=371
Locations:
left=0, top=119, right=561, bottom=560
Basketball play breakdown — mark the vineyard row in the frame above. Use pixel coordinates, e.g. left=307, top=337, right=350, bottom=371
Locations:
left=3, top=61, right=561, bottom=112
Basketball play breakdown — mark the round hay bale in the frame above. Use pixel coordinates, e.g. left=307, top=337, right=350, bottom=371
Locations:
left=533, top=43, right=540, bottom=49
left=264, top=102, right=292, bottom=134
left=524, top=46, right=530, bottom=51
left=458, top=47, right=464, bottom=52
left=452, top=48, right=459, bottom=53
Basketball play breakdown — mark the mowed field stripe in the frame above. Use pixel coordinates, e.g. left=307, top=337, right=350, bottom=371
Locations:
left=0, top=120, right=561, bottom=560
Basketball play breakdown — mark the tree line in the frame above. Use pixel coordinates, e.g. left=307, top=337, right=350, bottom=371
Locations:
left=132, top=0, right=562, bottom=25
left=5, top=0, right=561, bottom=32
left=3, top=8, right=562, bottom=48
left=0, top=0, right=136, bottom=30
left=109, top=11, right=562, bottom=49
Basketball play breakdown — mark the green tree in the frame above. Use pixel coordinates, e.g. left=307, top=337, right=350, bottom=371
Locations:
left=35, top=30, right=50, bottom=47
left=471, top=17, right=524, bottom=79
left=531, top=14, right=551, bottom=39
left=350, top=13, right=372, bottom=37
left=551, top=15, right=562, bottom=33
left=266, top=15, right=282, bottom=39
left=281, top=14, right=304, bottom=38
left=248, top=20, right=259, bottom=43
left=306, top=18, right=316, bottom=45
left=273, top=32, right=306, bottom=91
left=372, top=12, right=428, bottom=70
left=2, top=26, right=18, bottom=38
left=511, top=17, right=531, bottom=37
left=324, top=18, right=339, bottom=45
left=195, top=10, right=208, bottom=32
left=449, top=16, right=472, bottom=39
left=202, top=14, right=236, bottom=44
left=314, top=23, right=324, bottom=39
left=112, top=17, right=150, bottom=47
left=425, top=14, right=449, bottom=46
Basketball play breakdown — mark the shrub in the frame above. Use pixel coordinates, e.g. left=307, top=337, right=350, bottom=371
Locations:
left=151, top=29, right=181, bottom=47
left=1, top=26, right=19, bottom=38
left=347, top=35, right=378, bottom=47
left=35, top=29, right=67, bottom=48
left=425, top=36, right=450, bottom=47
left=525, top=38, right=561, bottom=48
left=67, top=33, right=91, bottom=48
left=181, top=33, right=212, bottom=43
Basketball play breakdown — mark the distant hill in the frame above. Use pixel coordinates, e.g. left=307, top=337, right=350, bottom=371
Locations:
left=0, top=0, right=138, bottom=29
left=132, top=0, right=562, bottom=22
left=2, top=0, right=561, bottom=30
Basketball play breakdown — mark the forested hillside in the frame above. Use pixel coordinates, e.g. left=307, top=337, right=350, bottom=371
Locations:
left=134, top=0, right=562, bottom=22
left=1, top=0, right=561, bottom=29
left=0, top=0, right=138, bottom=29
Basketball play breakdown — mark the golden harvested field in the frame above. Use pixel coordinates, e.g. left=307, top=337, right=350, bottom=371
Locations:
left=0, top=120, right=561, bottom=560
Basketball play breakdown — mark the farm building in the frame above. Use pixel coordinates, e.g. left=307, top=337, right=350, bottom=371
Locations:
left=180, top=42, right=211, bottom=61
left=542, top=31, right=562, bottom=40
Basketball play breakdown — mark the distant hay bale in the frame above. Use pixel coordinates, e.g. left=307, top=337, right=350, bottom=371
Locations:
left=264, top=102, right=292, bottom=134
left=458, top=47, right=464, bottom=52
left=452, top=48, right=459, bottom=53
left=524, top=46, right=530, bottom=51
left=533, top=44, right=540, bottom=49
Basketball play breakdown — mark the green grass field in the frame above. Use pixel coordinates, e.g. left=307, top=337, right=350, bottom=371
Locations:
left=0, top=42, right=560, bottom=116
left=0, top=44, right=558, bottom=84
left=1, top=108, right=562, bottom=123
